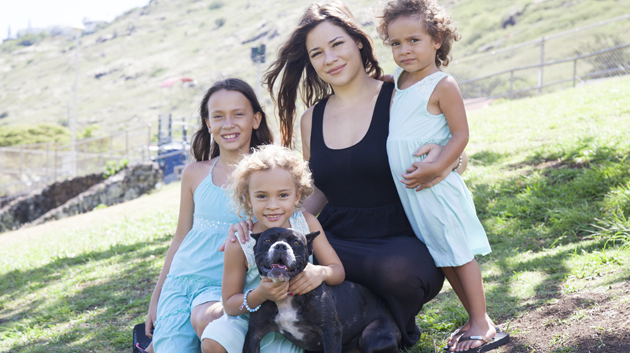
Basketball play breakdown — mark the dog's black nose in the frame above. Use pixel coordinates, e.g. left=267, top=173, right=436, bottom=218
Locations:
left=274, top=243, right=287, bottom=250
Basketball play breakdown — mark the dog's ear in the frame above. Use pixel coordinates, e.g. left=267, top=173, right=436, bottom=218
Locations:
left=304, top=231, right=320, bottom=256
left=250, top=232, right=262, bottom=242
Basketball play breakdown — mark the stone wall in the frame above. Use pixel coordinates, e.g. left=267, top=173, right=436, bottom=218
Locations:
left=0, top=173, right=104, bottom=232
left=0, top=163, right=162, bottom=232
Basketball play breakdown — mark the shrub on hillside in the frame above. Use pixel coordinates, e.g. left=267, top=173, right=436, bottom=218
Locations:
left=0, top=123, right=70, bottom=147
left=209, top=1, right=223, bottom=10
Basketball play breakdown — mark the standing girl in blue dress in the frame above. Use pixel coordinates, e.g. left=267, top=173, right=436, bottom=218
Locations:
left=377, top=1, right=509, bottom=352
left=144, top=78, right=274, bottom=353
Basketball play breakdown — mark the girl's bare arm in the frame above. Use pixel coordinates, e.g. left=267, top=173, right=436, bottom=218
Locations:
left=145, top=164, right=197, bottom=337
left=288, top=212, right=344, bottom=295
left=222, top=239, right=289, bottom=316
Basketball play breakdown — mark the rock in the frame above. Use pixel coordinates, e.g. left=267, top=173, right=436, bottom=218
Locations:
left=501, top=5, right=525, bottom=29
left=0, top=162, right=162, bottom=232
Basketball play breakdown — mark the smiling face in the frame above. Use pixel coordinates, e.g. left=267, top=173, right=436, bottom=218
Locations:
left=206, top=89, right=261, bottom=155
left=305, top=21, right=365, bottom=88
left=388, top=15, right=441, bottom=77
left=248, top=167, right=302, bottom=231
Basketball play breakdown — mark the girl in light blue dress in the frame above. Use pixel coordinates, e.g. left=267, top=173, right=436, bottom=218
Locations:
left=377, top=1, right=509, bottom=352
left=201, top=145, right=345, bottom=353
left=144, top=78, right=275, bottom=353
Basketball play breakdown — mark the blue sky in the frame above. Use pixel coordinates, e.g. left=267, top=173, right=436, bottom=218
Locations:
left=1, top=0, right=150, bottom=38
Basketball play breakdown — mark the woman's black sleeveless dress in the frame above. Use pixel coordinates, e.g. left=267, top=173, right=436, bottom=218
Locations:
left=309, top=82, right=445, bottom=348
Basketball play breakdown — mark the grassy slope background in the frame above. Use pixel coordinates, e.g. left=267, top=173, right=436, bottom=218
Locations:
left=1, top=76, right=628, bottom=352
left=0, top=0, right=629, bottom=137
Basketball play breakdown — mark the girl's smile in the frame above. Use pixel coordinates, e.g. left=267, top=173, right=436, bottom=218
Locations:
left=248, top=167, right=302, bottom=231
left=306, top=21, right=364, bottom=87
left=206, top=89, right=261, bottom=155
left=327, top=64, right=346, bottom=75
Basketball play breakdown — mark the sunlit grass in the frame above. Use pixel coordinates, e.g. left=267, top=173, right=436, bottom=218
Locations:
left=1, top=77, right=629, bottom=352
left=407, top=76, right=630, bottom=352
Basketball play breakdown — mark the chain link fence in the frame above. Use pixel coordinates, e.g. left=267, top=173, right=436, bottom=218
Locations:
left=0, top=125, right=152, bottom=203
left=446, top=14, right=630, bottom=99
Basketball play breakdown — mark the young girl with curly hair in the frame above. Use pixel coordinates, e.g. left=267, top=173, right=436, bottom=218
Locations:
left=377, top=0, right=509, bottom=352
left=200, top=145, right=344, bottom=353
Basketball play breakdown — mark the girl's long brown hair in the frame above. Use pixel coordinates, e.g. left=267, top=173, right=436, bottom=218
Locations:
left=263, top=1, right=383, bottom=148
left=191, top=78, right=273, bottom=161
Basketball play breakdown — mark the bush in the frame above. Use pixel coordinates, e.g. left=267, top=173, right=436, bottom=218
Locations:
left=103, top=159, right=129, bottom=178
left=0, top=123, right=70, bottom=146
left=17, top=32, right=46, bottom=47
left=209, top=1, right=223, bottom=10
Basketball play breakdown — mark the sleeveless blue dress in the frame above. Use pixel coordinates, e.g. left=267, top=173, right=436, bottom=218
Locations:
left=387, top=68, right=491, bottom=267
left=201, top=211, right=309, bottom=353
left=153, top=159, right=241, bottom=353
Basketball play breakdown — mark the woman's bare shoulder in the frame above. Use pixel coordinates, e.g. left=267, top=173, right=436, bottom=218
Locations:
left=301, top=106, right=315, bottom=128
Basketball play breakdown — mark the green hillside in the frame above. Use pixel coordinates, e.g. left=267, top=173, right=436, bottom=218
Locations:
left=1, top=76, right=628, bottom=352
left=0, top=0, right=629, bottom=135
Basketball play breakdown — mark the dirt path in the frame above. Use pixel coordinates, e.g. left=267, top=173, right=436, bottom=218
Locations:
left=504, top=281, right=630, bottom=353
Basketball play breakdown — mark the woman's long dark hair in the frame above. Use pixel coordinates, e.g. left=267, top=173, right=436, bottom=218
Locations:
left=263, top=1, right=383, bottom=148
left=191, top=78, right=273, bottom=161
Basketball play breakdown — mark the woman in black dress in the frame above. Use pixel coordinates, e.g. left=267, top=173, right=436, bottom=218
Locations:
left=261, top=2, right=466, bottom=348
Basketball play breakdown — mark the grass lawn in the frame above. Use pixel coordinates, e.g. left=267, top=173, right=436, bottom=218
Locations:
left=1, top=77, right=630, bottom=352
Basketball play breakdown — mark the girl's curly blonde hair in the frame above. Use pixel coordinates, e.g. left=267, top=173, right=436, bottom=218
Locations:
left=228, top=145, right=314, bottom=219
left=376, top=0, right=461, bottom=68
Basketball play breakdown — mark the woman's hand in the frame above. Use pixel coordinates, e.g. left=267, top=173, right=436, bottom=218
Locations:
left=219, top=220, right=253, bottom=252
left=256, top=278, right=290, bottom=301
left=379, top=74, right=395, bottom=83
left=288, top=263, right=326, bottom=295
left=145, top=301, right=158, bottom=338
left=402, top=144, right=455, bottom=192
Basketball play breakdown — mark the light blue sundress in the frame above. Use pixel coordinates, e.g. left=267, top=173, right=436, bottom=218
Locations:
left=200, top=211, right=309, bottom=353
left=153, top=159, right=241, bottom=352
left=386, top=67, right=491, bottom=267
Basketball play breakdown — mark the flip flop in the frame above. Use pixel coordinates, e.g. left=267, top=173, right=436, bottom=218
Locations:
left=444, top=327, right=502, bottom=351
left=133, top=323, right=152, bottom=353
left=446, top=332, right=510, bottom=353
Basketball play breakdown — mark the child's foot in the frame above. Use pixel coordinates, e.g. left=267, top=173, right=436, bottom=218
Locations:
left=447, top=314, right=495, bottom=349
left=447, top=322, right=469, bottom=347
left=450, top=322, right=495, bottom=352
left=144, top=342, right=154, bottom=353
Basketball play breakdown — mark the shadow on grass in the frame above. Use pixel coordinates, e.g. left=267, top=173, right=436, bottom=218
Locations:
left=0, top=233, right=172, bottom=352
left=470, top=150, right=510, bottom=166
left=415, top=140, right=630, bottom=350
left=473, top=142, right=630, bottom=247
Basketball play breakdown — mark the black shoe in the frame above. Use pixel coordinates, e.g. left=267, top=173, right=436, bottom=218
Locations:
left=133, top=323, right=152, bottom=353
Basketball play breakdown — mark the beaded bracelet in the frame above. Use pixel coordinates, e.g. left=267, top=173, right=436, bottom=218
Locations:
left=452, top=155, right=463, bottom=172
left=239, top=288, right=262, bottom=312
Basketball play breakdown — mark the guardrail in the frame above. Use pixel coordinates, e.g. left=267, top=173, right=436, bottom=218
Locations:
left=448, top=14, right=630, bottom=99
left=458, top=42, right=630, bottom=100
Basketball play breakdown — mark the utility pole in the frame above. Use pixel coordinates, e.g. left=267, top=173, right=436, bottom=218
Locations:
left=71, top=25, right=84, bottom=177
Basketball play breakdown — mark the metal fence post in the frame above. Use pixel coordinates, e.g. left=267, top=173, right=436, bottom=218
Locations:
left=573, top=59, right=578, bottom=87
left=509, top=70, right=514, bottom=100
left=538, top=36, right=545, bottom=94
left=19, top=146, right=23, bottom=193
left=53, top=144, right=57, bottom=182
left=147, top=123, right=151, bottom=162
left=45, top=143, right=50, bottom=181
left=126, top=130, right=129, bottom=160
